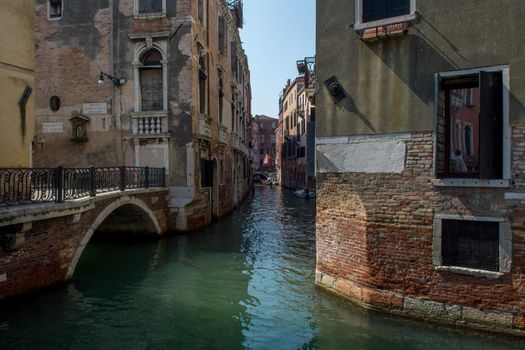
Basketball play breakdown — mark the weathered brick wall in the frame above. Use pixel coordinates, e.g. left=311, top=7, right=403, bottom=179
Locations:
left=0, top=190, right=168, bottom=299
left=317, top=126, right=525, bottom=332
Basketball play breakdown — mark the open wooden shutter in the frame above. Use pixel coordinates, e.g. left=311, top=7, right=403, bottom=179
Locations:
left=231, top=41, right=237, bottom=75
left=140, top=68, right=163, bottom=111
left=479, top=71, right=503, bottom=179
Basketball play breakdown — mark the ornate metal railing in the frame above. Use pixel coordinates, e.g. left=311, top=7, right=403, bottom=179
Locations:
left=0, top=166, right=165, bottom=207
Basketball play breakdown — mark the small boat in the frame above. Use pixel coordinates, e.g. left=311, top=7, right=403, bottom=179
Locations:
left=294, top=188, right=315, bottom=198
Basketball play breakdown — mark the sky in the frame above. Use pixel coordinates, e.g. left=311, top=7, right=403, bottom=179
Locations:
left=240, top=0, right=316, bottom=118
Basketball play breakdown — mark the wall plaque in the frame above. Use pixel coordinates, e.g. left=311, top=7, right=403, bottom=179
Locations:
left=42, top=122, right=64, bottom=133
left=83, top=102, right=108, bottom=115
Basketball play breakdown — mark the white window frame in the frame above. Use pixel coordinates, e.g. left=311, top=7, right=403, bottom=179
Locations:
left=433, top=214, right=511, bottom=278
left=432, top=65, right=511, bottom=188
left=132, top=40, right=169, bottom=113
left=134, top=0, right=167, bottom=19
left=354, top=0, right=416, bottom=31
left=47, top=0, right=63, bottom=21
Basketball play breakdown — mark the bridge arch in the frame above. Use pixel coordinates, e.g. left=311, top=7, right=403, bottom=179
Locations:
left=66, top=196, right=162, bottom=279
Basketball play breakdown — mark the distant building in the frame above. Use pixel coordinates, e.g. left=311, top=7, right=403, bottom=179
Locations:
left=0, top=0, right=35, bottom=167
left=278, top=77, right=302, bottom=189
left=33, top=0, right=251, bottom=230
left=316, top=0, right=525, bottom=335
left=276, top=57, right=316, bottom=190
left=252, top=115, right=277, bottom=174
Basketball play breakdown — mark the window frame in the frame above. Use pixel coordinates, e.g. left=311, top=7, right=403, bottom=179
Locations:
left=218, top=15, right=228, bottom=54
left=354, top=0, right=416, bottom=31
left=433, top=65, right=510, bottom=188
left=134, top=0, right=166, bottom=19
left=198, top=0, right=207, bottom=26
left=47, top=0, right=63, bottom=21
left=132, top=40, right=169, bottom=114
left=433, top=214, right=511, bottom=278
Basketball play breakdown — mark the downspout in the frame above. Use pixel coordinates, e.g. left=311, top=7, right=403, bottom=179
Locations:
left=206, top=0, right=212, bottom=221
left=109, top=0, right=115, bottom=128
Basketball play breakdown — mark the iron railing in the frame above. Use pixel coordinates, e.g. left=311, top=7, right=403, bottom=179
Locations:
left=0, top=166, right=165, bottom=207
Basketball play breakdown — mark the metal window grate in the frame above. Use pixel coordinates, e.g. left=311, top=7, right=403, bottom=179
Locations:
left=442, top=219, right=499, bottom=271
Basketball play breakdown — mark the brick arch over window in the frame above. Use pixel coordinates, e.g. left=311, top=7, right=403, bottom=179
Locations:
left=66, top=197, right=163, bottom=279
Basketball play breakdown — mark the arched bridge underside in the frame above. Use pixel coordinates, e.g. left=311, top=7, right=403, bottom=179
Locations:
left=0, top=188, right=168, bottom=299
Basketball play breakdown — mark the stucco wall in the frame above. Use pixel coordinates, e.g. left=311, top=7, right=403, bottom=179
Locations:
left=0, top=0, right=35, bottom=167
left=316, top=0, right=525, bottom=137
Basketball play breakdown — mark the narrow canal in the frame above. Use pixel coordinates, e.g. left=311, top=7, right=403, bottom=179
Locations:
left=1, top=186, right=524, bottom=349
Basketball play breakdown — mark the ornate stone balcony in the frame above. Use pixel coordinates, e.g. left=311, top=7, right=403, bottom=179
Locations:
left=198, top=113, right=212, bottom=140
left=232, top=134, right=249, bottom=156
left=219, top=126, right=228, bottom=144
left=131, top=112, right=169, bottom=137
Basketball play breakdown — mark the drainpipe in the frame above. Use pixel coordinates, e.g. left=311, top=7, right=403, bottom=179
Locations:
left=206, top=0, right=212, bottom=222
left=109, top=0, right=116, bottom=128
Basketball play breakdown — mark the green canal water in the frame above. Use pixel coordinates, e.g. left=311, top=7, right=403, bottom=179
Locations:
left=1, top=186, right=525, bottom=349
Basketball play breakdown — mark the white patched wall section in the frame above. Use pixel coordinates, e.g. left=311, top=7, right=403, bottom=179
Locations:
left=316, top=133, right=410, bottom=174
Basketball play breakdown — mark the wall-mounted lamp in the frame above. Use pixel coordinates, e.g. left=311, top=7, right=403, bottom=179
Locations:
left=324, top=76, right=346, bottom=103
left=98, top=72, right=126, bottom=87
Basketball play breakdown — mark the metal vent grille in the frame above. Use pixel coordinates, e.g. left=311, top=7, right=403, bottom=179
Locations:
left=442, top=219, right=499, bottom=271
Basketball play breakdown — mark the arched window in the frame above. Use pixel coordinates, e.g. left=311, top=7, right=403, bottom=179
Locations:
left=139, top=49, right=163, bottom=111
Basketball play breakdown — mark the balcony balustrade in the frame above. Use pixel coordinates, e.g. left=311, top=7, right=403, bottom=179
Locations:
left=132, top=112, right=168, bottom=137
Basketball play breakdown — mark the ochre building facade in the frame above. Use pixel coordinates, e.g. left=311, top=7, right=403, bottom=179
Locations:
left=0, top=0, right=35, bottom=167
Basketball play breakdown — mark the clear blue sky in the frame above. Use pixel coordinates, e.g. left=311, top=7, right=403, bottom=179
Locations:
left=240, top=0, right=316, bottom=118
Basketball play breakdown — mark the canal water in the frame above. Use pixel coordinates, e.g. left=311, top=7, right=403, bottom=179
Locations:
left=1, top=186, right=525, bottom=349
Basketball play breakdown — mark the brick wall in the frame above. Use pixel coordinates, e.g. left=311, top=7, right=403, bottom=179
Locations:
left=316, top=126, right=525, bottom=333
left=0, top=190, right=168, bottom=299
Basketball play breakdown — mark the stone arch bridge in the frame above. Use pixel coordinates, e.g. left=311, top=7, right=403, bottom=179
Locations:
left=0, top=167, right=168, bottom=299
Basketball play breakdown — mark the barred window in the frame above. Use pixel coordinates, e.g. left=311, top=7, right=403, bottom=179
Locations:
left=442, top=219, right=499, bottom=272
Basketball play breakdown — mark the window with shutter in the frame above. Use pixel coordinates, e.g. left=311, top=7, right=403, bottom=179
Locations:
left=218, top=16, right=226, bottom=53
left=48, top=0, right=62, bottom=19
left=139, top=49, right=163, bottom=112
left=199, top=72, right=207, bottom=114
left=231, top=42, right=238, bottom=76
left=198, top=0, right=205, bottom=23
left=479, top=71, right=503, bottom=179
left=140, top=70, right=163, bottom=111
left=435, top=67, right=508, bottom=183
